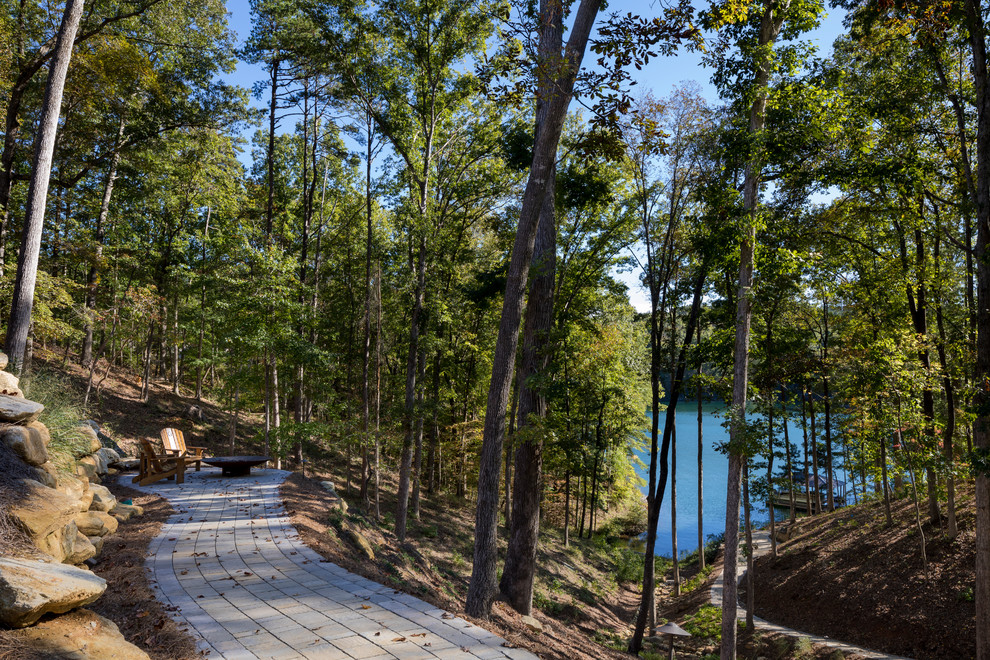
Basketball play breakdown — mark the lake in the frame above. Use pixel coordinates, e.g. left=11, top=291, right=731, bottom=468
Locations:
left=634, top=402, right=847, bottom=558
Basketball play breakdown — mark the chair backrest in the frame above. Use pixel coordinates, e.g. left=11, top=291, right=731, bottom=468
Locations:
left=139, top=438, right=166, bottom=472
left=161, top=428, right=186, bottom=453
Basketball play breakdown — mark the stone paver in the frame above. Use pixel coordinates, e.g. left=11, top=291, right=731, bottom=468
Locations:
left=125, top=467, right=535, bottom=660
left=710, top=529, right=912, bottom=660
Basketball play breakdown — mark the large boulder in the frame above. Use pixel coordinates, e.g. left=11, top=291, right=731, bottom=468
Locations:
left=73, top=511, right=118, bottom=538
left=0, top=394, right=43, bottom=424
left=0, top=370, right=22, bottom=397
left=88, top=536, right=104, bottom=555
left=64, top=530, right=97, bottom=565
left=8, top=479, right=79, bottom=542
left=56, top=474, right=93, bottom=513
left=1, top=424, right=50, bottom=466
left=75, top=460, right=98, bottom=482
left=78, top=424, right=102, bottom=454
left=13, top=608, right=150, bottom=659
left=27, top=420, right=50, bottom=446
left=87, top=484, right=116, bottom=513
left=36, top=520, right=80, bottom=563
left=30, top=461, right=58, bottom=489
left=0, top=558, right=106, bottom=627
left=95, top=447, right=120, bottom=474
left=110, top=502, right=142, bottom=522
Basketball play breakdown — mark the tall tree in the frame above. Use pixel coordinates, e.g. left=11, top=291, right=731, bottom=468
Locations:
left=5, top=0, right=85, bottom=371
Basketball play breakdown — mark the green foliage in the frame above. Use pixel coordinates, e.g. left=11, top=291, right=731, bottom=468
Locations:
left=683, top=604, right=722, bottom=642
left=20, top=371, right=90, bottom=473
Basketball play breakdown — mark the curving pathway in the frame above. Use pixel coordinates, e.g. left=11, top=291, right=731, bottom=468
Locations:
left=710, top=530, right=912, bottom=660
left=124, top=467, right=536, bottom=660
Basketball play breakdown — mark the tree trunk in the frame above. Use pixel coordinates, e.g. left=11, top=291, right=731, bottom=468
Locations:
left=5, top=0, right=85, bottom=371
left=963, top=1, right=990, bottom=654
left=396, top=239, right=427, bottom=542
left=500, top=136, right=558, bottom=614
left=195, top=207, right=210, bottom=401
left=466, top=0, right=601, bottom=619
left=822, top=296, right=835, bottom=513
left=721, top=4, right=788, bottom=656
left=630, top=262, right=707, bottom=652
left=767, top=401, right=777, bottom=558
left=743, top=460, right=754, bottom=631
left=697, top=320, right=705, bottom=571
left=82, top=113, right=125, bottom=368
left=411, top=343, right=427, bottom=521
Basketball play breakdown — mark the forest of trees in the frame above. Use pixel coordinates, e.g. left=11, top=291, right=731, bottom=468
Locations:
left=1, top=0, right=989, bottom=657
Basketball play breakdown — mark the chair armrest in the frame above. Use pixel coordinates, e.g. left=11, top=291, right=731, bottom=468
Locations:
left=187, top=446, right=207, bottom=454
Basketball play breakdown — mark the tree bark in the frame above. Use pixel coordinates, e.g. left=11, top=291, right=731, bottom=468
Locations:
left=697, top=319, right=705, bottom=571
left=5, top=0, right=85, bottom=371
left=466, top=0, right=601, bottom=619
left=963, top=1, right=990, bottom=655
left=629, top=262, right=707, bottom=652
left=500, top=134, right=558, bottom=614
left=396, top=239, right=427, bottom=542
left=82, top=113, right=125, bottom=367
left=721, top=4, right=788, bottom=657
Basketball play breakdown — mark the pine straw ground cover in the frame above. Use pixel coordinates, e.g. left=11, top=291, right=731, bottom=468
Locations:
left=749, top=486, right=979, bottom=660
left=0, top=480, right=197, bottom=660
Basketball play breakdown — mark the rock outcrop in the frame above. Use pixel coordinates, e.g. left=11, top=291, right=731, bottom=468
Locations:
left=8, top=479, right=79, bottom=535
left=0, top=370, right=23, bottom=397
left=73, top=511, right=118, bottom=537
left=88, top=484, right=117, bottom=513
left=0, top=394, right=43, bottom=424
left=0, top=558, right=107, bottom=627
left=12, top=608, right=150, bottom=659
left=1, top=423, right=50, bottom=466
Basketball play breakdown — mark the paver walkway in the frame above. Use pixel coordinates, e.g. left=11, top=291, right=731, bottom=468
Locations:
left=125, top=467, right=536, bottom=660
left=710, top=529, right=912, bottom=660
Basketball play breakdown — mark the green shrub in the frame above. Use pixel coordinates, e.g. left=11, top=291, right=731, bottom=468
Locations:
left=600, top=504, right=647, bottom=538
left=684, top=604, right=721, bottom=642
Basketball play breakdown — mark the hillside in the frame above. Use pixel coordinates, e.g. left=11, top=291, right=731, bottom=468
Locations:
left=749, top=489, right=978, bottom=659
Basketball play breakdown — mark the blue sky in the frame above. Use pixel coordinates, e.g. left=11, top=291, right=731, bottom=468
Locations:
left=220, top=0, right=849, bottom=312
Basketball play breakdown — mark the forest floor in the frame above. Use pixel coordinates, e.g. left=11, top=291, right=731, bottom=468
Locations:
left=747, top=487, right=978, bottom=660
left=2, top=352, right=944, bottom=659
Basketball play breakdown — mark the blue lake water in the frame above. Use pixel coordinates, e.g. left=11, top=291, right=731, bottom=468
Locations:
left=635, top=403, right=847, bottom=558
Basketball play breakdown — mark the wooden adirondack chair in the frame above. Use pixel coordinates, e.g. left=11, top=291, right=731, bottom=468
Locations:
left=133, top=438, right=186, bottom=486
left=160, top=427, right=206, bottom=471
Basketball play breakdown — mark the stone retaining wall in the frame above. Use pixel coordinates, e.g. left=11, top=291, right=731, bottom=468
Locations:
left=0, top=351, right=150, bottom=658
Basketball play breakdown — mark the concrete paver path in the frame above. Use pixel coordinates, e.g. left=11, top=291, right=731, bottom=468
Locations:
left=710, top=529, right=912, bottom=660
left=125, top=467, right=535, bottom=660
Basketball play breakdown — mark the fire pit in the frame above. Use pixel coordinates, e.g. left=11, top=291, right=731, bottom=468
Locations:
left=201, top=456, right=270, bottom=477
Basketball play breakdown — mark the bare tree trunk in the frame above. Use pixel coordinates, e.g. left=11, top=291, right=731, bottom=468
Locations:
left=500, top=136, right=558, bottom=614
left=767, top=402, right=777, bottom=558
left=466, top=0, right=601, bottom=619
left=671, top=423, right=680, bottom=595
left=412, top=344, right=427, bottom=521
left=396, top=239, right=427, bottom=542
left=630, top=263, right=707, bottom=652
left=195, top=207, right=210, bottom=401
left=563, top=468, right=571, bottom=547
left=962, top=7, right=990, bottom=651
left=697, top=321, right=705, bottom=571
left=82, top=113, right=125, bottom=367
left=721, top=4, right=788, bottom=656
left=743, top=460, right=754, bottom=631
left=5, top=0, right=85, bottom=371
